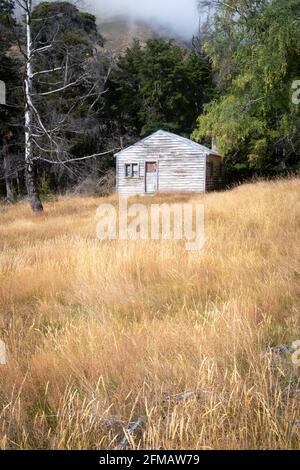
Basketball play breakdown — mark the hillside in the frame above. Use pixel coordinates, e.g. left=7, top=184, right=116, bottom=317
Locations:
left=6, top=15, right=186, bottom=62
left=0, top=178, right=300, bottom=449
left=98, top=16, right=188, bottom=54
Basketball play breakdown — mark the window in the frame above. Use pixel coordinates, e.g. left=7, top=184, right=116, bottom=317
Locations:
left=132, top=163, right=139, bottom=177
left=125, top=163, right=139, bottom=178
left=125, top=164, right=131, bottom=177
left=146, top=162, right=157, bottom=173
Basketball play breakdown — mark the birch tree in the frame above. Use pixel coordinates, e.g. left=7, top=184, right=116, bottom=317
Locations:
left=19, top=0, right=43, bottom=210
left=15, top=0, right=113, bottom=212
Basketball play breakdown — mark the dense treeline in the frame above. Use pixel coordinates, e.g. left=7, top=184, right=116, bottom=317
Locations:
left=0, top=0, right=299, bottom=209
left=193, top=0, right=300, bottom=181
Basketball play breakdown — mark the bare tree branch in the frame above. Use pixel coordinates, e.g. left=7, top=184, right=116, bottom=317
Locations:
left=33, top=148, right=120, bottom=165
left=32, top=67, right=63, bottom=77
left=32, top=77, right=86, bottom=97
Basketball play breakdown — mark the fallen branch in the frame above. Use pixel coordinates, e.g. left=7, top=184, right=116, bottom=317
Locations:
left=117, top=416, right=146, bottom=451
left=116, top=390, right=200, bottom=450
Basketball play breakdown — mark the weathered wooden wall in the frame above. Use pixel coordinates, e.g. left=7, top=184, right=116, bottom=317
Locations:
left=206, top=155, right=224, bottom=192
left=116, top=131, right=222, bottom=196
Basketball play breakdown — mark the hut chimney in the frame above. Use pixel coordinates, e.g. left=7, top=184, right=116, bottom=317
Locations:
left=211, top=136, right=219, bottom=153
left=211, top=137, right=219, bottom=153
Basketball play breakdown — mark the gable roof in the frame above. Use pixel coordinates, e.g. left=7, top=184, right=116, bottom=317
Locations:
left=115, top=130, right=221, bottom=157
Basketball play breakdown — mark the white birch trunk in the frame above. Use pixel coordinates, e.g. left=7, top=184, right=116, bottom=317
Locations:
left=24, top=0, right=43, bottom=212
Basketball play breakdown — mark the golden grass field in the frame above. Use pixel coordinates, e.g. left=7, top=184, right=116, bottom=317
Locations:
left=0, top=177, right=300, bottom=450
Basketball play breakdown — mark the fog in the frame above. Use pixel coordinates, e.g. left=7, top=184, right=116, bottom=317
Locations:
left=86, top=0, right=200, bottom=39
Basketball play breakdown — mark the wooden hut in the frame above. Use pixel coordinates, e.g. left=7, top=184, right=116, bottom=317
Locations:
left=115, top=130, right=223, bottom=196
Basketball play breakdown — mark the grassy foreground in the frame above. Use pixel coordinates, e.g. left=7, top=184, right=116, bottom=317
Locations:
left=0, top=178, right=300, bottom=450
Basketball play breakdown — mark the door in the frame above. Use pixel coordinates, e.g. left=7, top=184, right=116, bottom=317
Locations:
left=145, top=162, right=157, bottom=194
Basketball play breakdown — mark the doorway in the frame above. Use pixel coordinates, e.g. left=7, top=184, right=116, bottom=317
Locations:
left=145, top=162, right=158, bottom=194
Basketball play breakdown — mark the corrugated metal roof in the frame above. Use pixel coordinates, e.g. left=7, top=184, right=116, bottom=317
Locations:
left=115, top=130, right=221, bottom=157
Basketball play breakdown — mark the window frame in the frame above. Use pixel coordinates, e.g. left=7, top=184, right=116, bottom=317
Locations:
left=125, top=162, right=140, bottom=179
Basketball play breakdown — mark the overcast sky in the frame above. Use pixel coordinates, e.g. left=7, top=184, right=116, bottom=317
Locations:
left=86, top=0, right=200, bottom=39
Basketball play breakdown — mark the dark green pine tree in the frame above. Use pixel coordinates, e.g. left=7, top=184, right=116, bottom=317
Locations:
left=104, top=38, right=213, bottom=142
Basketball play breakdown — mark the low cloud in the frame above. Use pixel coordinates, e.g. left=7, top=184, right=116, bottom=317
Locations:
left=86, top=0, right=199, bottom=39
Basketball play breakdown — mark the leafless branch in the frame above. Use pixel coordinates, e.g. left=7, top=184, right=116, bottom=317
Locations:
left=33, top=148, right=120, bottom=165
left=32, top=67, right=64, bottom=77
left=33, top=76, right=86, bottom=96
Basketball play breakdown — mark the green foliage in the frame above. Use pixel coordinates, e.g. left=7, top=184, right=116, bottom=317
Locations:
left=32, top=2, right=100, bottom=41
left=0, top=0, right=14, bottom=44
left=194, top=0, right=300, bottom=180
left=32, top=2, right=103, bottom=62
left=104, top=38, right=213, bottom=139
left=39, top=177, right=54, bottom=201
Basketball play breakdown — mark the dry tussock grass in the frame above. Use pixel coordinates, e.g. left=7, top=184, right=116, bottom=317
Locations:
left=0, top=178, right=300, bottom=449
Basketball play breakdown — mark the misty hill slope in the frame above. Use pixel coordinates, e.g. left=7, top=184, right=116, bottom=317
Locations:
left=98, top=16, right=188, bottom=54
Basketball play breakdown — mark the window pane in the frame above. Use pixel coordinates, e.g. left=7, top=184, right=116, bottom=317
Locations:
left=125, top=164, right=131, bottom=177
left=132, top=164, right=139, bottom=177
left=146, top=163, right=157, bottom=173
